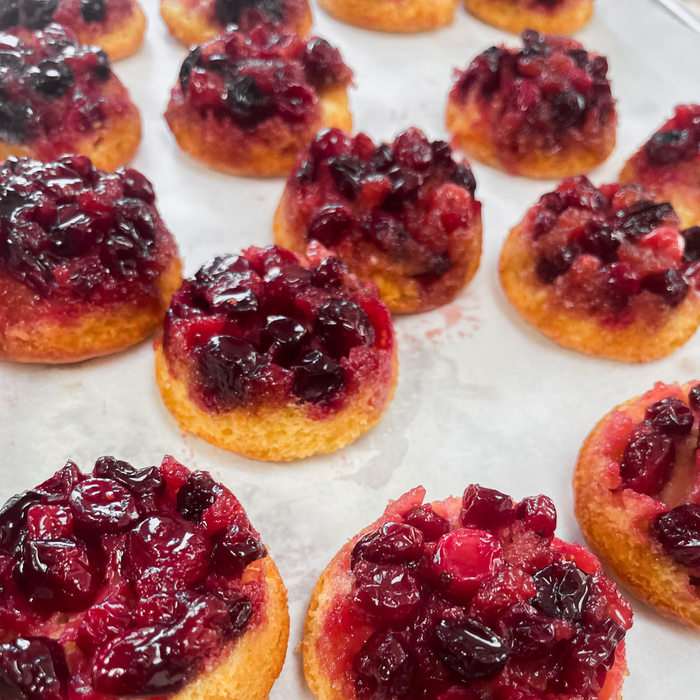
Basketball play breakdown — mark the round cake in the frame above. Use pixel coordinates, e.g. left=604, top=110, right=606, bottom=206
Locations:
left=160, top=0, right=312, bottom=48
left=164, top=24, right=353, bottom=177
left=155, top=244, right=398, bottom=461
left=303, top=484, right=633, bottom=700
left=0, top=155, right=182, bottom=363
left=0, top=455, right=289, bottom=699
left=0, top=25, right=141, bottom=171
left=464, top=0, right=594, bottom=34
left=0, top=0, right=146, bottom=60
left=575, top=380, right=700, bottom=628
left=620, top=104, right=700, bottom=230
left=274, top=127, right=482, bottom=314
left=499, top=175, right=700, bottom=362
left=446, top=30, right=616, bottom=179
left=317, top=0, right=458, bottom=33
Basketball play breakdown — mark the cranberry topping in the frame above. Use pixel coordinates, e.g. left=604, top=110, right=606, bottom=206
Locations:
left=641, top=105, right=700, bottom=167
left=0, top=156, right=176, bottom=308
left=452, top=31, right=615, bottom=156
left=0, top=0, right=132, bottom=32
left=343, top=487, right=631, bottom=700
left=0, top=26, right=130, bottom=153
left=528, top=175, right=694, bottom=318
left=651, top=504, right=700, bottom=568
left=173, top=24, right=351, bottom=130
left=163, top=245, right=393, bottom=412
left=287, top=127, right=480, bottom=292
left=0, top=457, right=267, bottom=699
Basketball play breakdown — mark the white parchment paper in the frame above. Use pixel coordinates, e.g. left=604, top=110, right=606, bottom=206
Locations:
left=2, top=0, right=700, bottom=696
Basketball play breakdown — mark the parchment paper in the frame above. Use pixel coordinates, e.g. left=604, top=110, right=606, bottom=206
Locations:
left=1, top=0, right=700, bottom=696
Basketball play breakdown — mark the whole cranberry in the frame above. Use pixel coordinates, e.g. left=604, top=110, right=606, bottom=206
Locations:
left=617, top=200, right=674, bottom=238
left=461, top=485, right=515, bottom=530
left=600, top=262, right=640, bottom=312
left=315, top=299, right=375, bottom=360
left=93, top=456, right=164, bottom=511
left=213, top=523, right=267, bottom=576
left=651, top=504, right=700, bottom=567
left=551, top=90, right=586, bottom=130
left=432, top=617, right=510, bottom=680
left=77, top=600, right=132, bottom=655
left=262, top=315, right=308, bottom=365
left=433, top=529, right=503, bottom=602
left=645, top=397, right=694, bottom=435
left=328, top=155, right=365, bottom=200
left=36, top=460, right=83, bottom=502
left=645, top=129, right=695, bottom=165
left=0, top=637, right=69, bottom=700
left=683, top=226, right=700, bottom=263
left=177, top=471, right=222, bottom=523
left=403, top=504, right=451, bottom=542
left=311, top=128, right=351, bottom=161
left=124, top=514, right=211, bottom=592
left=620, top=431, right=675, bottom=496
left=641, top=269, right=689, bottom=307
left=394, top=128, right=433, bottom=171
left=291, top=350, right=345, bottom=404
left=351, top=522, right=424, bottom=568
left=516, top=495, right=557, bottom=541
left=26, top=504, right=72, bottom=541
left=306, top=204, right=353, bottom=247
left=69, top=478, right=138, bottom=534
left=578, top=222, right=621, bottom=262
left=531, top=561, right=590, bottom=622
left=497, top=602, right=555, bottom=659
left=225, top=75, right=270, bottom=126
left=353, top=629, right=414, bottom=700
left=120, top=169, right=155, bottom=204
left=351, top=560, right=421, bottom=622
left=16, top=537, right=99, bottom=612
left=302, top=38, right=347, bottom=89
left=535, top=244, right=579, bottom=283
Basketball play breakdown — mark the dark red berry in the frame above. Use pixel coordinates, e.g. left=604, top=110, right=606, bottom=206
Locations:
left=645, top=397, right=694, bottom=435
left=645, top=129, right=695, bottom=165
left=651, top=504, right=700, bottom=568
left=600, top=262, right=640, bottom=312
left=226, top=75, right=270, bottom=125
left=93, top=456, right=164, bottom=511
left=177, top=471, right=221, bottom=523
left=551, top=90, right=586, bottom=130
left=461, top=485, right=515, bottom=530
left=350, top=523, right=424, bottom=568
left=403, top=504, right=451, bottom=542
left=213, top=523, right=267, bottom=576
left=683, top=226, right=700, bottom=263
left=393, top=128, right=433, bottom=171
left=262, top=315, right=308, bottom=365
left=616, top=200, right=674, bottom=238
left=291, top=350, right=344, bottom=404
left=81, top=0, right=107, bottom=23
left=353, top=629, right=414, bottom=700
left=689, top=383, right=700, bottom=411
left=433, top=617, right=510, bottom=680
left=306, top=204, right=353, bottom=247
left=351, top=560, right=421, bottom=622
left=315, top=299, right=375, bottom=359
left=0, top=490, right=42, bottom=551
left=497, top=602, right=555, bottom=659
left=516, top=495, right=557, bottom=541
left=641, top=269, right=689, bottom=307
left=328, top=155, right=365, bottom=200
left=311, top=128, right=351, bottom=161
left=32, top=59, right=74, bottom=100
left=77, top=600, right=132, bottom=655
left=0, top=637, right=69, bottom=700
left=535, top=244, right=579, bottom=283
left=620, top=431, right=675, bottom=496
left=532, top=562, right=590, bottom=622
left=69, top=478, right=139, bottom=534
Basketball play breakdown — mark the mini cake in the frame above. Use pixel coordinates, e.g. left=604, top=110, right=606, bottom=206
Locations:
left=155, top=244, right=397, bottom=461
left=446, top=30, right=616, bottom=179
left=0, top=0, right=147, bottom=60
left=0, top=25, right=142, bottom=171
left=303, top=484, right=633, bottom=700
left=318, top=0, right=457, bottom=33
left=574, top=380, right=700, bottom=628
left=620, top=105, right=700, bottom=230
left=160, top=0, right=312, bottom=48
left=164, top=25, right=353, bottom=177
left=0, top=155, right=182, bottom=363
left=274, top=127, right=482, bottom=314
left=464, top=0, right=594, bottom=35
left=499, top=175, right=700, bottom=362
left=0, top=455, right=289, bottom=698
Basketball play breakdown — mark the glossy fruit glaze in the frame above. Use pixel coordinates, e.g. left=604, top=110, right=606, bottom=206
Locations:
left=180, top=0, right=309, bottom=34
left=451, top=30, right=615, bottom=157
left=162, top=244, right=395, bottom=415
left=0, top=456, right=268, bottom=699
left=0, top=25, right=133, bottom=154
left=635, top=105, right=700, bottom=171
left=318, top=486, right=632, bottom=700
left=0, top=0, right=135, bottom=34
left=284, top=127, right=481, bottom=291
left=523, top=175, right=699, bottom=321
left=170, top=24, right=352, bottom=131
left=601, top=382, right=700, bottom=576
left=0, top=155, right=178, bottom=325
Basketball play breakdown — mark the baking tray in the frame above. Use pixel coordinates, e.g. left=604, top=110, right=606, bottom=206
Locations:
left=1, top=0, right=700, bottom=697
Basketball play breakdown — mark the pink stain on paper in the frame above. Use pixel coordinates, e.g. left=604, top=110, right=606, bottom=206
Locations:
left=401, top=295, right=481, bottom=346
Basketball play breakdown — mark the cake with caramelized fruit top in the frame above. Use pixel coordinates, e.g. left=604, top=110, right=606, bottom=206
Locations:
left=446, top=30, right=615, bottom=179
left=274, top=127, right=482, bottom=313
left=155, top=244, right=397, bottom=461
left=0, top=455, right=289, bottom=699
left=575, top=381, right=700, bottom=628
left=164, top=24, right=353, bottom=177
left=0, top=155, right=182, bottom=363
left=303, top=484, right=632, bottom=700
left=499, top=175, right=700, bottom=362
